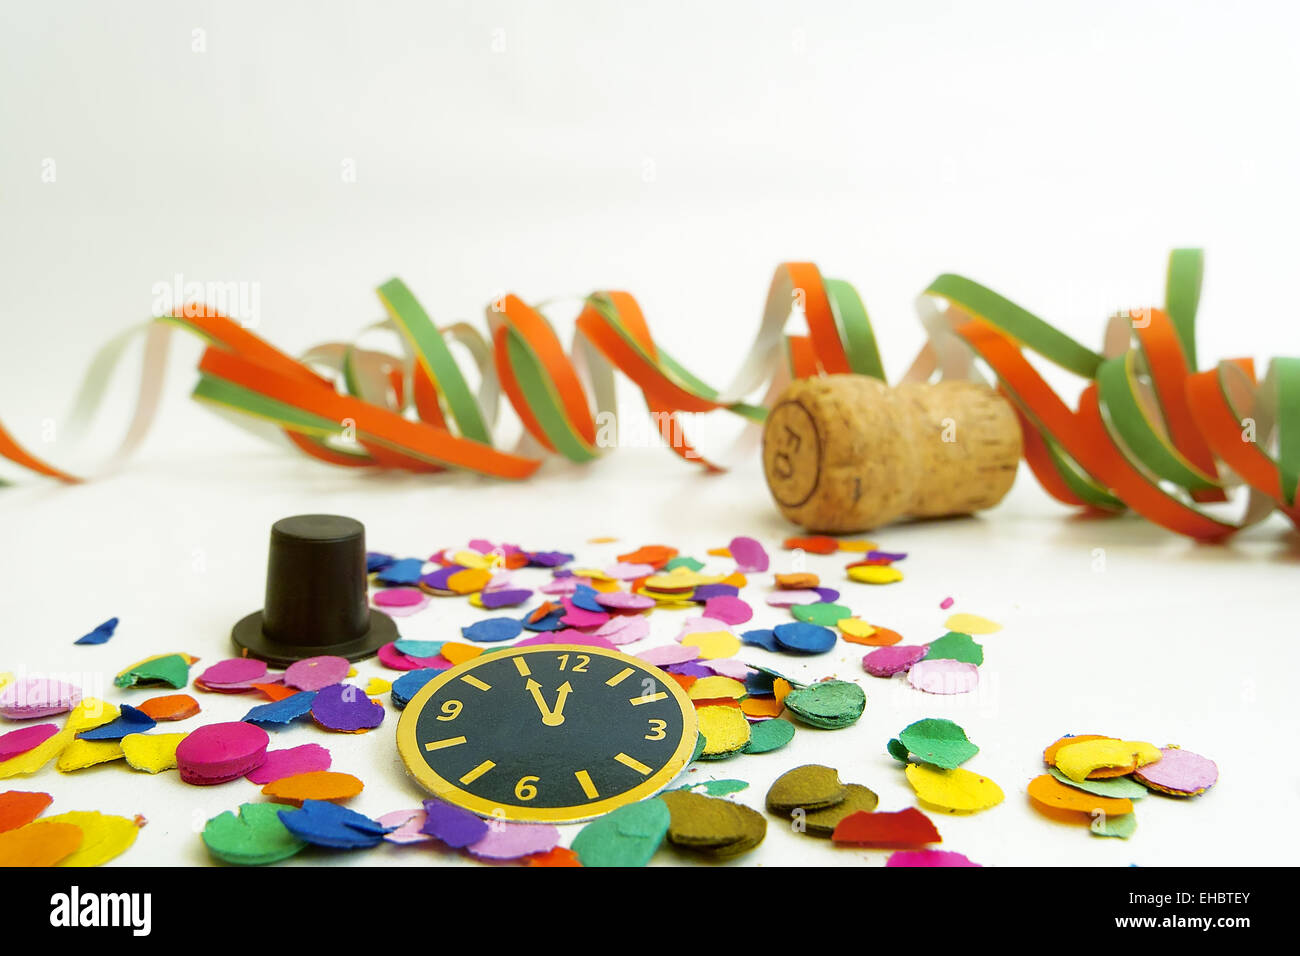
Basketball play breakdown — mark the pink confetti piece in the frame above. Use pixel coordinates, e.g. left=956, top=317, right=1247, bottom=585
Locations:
left=199, top=659, right=268, bottom=686
left=176, top=721, right=269, bottom=784
left=907, top=659, right=980, bottom=695
left=283, top=655, right=351, bottom=691
left=0, top=722, right=60, bottom=760
left=515, top=632, right=620, bottom=651
left=559, top=600, right=609, bottom=628
left=378, top=809, right=432, bottom=844
left=483, top=572, right=516, bottom=590
left=540, top=577, right=584, bottom=596
left=245, top=743, right=332, bottom=784
left=862, top=644, right=929, bottom=678
left=765, top=590, right=822, bottom=608
left=377, top=642, right=448, bottom=671
left=1133, top=747, right=1219, bottom=795
left=467, top=821, right=561, bottom=860
left=703, top=659, right=755, bottom=681
left=594, top=591, right=656, bottom=611
left=940, top=596, right=955, bottom=610
left=604, top=562, right=655, bottom=580
left=675, top=617, right=732, bottom=641
left=886, top=849, right=981, bottom=867
left=591, top=616, right=650, bottom=645
left=728, top=536, right=770, bottom=573
left=372, top=587, right=428, bottom=608
left=703, top=595, right=753, bottom=626
left=637, top=645, right=701, bottom=666
left=0, top=678, right=82, bottom=719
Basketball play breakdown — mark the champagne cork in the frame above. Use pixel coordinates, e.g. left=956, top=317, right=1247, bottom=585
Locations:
left=762, top=374, right=1022, bottom=533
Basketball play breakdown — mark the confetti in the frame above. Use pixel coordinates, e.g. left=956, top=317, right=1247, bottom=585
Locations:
left=831, top=808, right=941, bottom=847
left=775, top=573, right=819, bottom=589
left=1027, top=773, right=1134, bottom=818
left=310, top=684, right=385, bottom=733
left=0, top=820, right=83, bottom=866
left=121, top=733, right=186, bottom=773
left=114, top=653, right=194, bottom=689
left=420, top=797, right=490, bottom=848
left=278, top=799, right=392, bottom=849
left=659, top=789, right=767, bottom=858
left=198, top=658, right=268, bottom=687
left=681, top=631, right=742, bottom=660
left=2, top=699, right=114, bottom=779
left=376, top=557, right=425, bottom=585
left=1091, top=812, right=1138, bottom=839
left=939, top=597, right=955, bottom=610
left=766, top=589, right=823, bottom=607
left=283, top=655, right=351, bottom=692
left=468, top=822, right=562, bottom=860
left=728, top=536, right=770, bottom=573
left=136, top=694, right=200, bottom=722
left=1133, top=747, right=1219, bottom=797
left=373, top=587, right=429, bottom=610
left=176, top=721, right=270, bottom=785
left=42, top=810, right=140, bottom=866
left=677, top=779, right=750, bottom=797
left=702, top=595, right=753, bottom=625
left=263, top=770, right=364, bottom=806
left=1046, top=767, right=1147, bottom=800
left=242, top=690, right=316, bottom=728
left=0, top=790, right=52, bottom=832
left=365, top=677, right=391, bottom=695
left=924, top=631, right=984, bottom=665
left=887, top=849, right=980, bottom=867
left=74, top=617, right=119, bottom=645
left=836, top=618, right=876, bottom=641
left=740, top=628, right=779, bottom=652
left=377, top=809, right=431, bottom=845
left=480, top=588, right=533, bottom=610
left=783, top=680, right=866, bottom=729
left=688, top=676, right=747, bottom=700
left=56, top=738, right=124, bottom=772
left=697, top=705, right=752, bottom=758
left=440, top=642, right=485, bottom=665
left=943, top=612, right=1001, bottom=634
left=391, top=669, right=441, bottom=709
left=203, top=802, right=307, bottom=865
left=895, top=718, right=979, bottom=769
left=766, top=765, right=846, bottom=814
left=0, top=724, right=60, bottom=762
left=1052, top=738, right=1161, bottom=782
left=862, top=644, right=929, bottom=677
left=783, top=536, right=838, bottom=555
left=801, top=784, right=881, bottom=836
left=245, top=743, right=332, bottom=784
left=904, top=764, right=1004, bottom=813
left=526, top=846, right=583, bottom=867
left=461, top=617, right=524, bottom=643
left=791, top=602, right=852, bottom=626
left=772, top=621, right=837, bottom=654
left=847, top=565, right=904, bottom=585
left=907, top=659, right=979, bottom=694
left=571, top=798, right=670, bottom=867
left=76, top=704, right=156, bottom=740
left=0, top=678, right=82, bottom=719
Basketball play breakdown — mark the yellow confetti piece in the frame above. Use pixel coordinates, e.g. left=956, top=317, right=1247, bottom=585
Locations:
left=706, top=547, right=732, bottom=557
left=440, top=642, right=484, bottom=666
left=837, top=618, right=877, bottom=639
left=682, top=631, right=742, bottom=660
left=848, top=565, right=904, bottom=585
left=773, top=678, right=794, bottom=707
left=687, top=676, right=747, bottom=700
left=904, top=764, right=1004, bottom=813
left=573, top=568, right=616, bottom=582
left=0, top=672, right=13, bottom=692
left=468, top=592, right=485, bottom=609
left=447, top=568, right=492, bottom=594
left=56, top=738, right=125, bottom=772
left=365, top=678, right=391, bottom=695
left=1, top=698, right=118, bottom=779
left=944, top=613, right=1002, bottom=634
left=121, top=733, right=187, bottom=773
left=42, top=811, right=140, bottom=867
left=837, top=539, right=879, bottom=553
left=1054, top=739, right=1162, bottom=783
left=452, top=550, right=498, bottom=570
left=346, top=666, right=357, bottom=678
left=696, top=705, right=751, bottom=757
left=0, top=820, right=83, bottom=866
left=587, top=536, right=618, bottom=544
left=718, top=571, right=747, bottom=589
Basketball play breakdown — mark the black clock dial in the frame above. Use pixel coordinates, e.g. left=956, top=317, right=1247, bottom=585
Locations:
left=397, top=645, right=698, bottom=823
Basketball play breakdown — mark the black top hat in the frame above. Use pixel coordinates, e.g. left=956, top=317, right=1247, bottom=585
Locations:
left=231, top=514, right=397, bottom=667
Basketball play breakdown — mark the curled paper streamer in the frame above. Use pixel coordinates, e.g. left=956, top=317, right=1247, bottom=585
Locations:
left=1, top=251, right=1296, bottom=540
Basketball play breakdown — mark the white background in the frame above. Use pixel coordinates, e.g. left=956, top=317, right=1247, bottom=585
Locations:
left=0, top=0, right=1296, bottom=866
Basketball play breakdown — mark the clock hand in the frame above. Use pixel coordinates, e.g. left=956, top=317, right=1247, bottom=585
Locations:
left=523, top=679, right=571, bottom=726
left=550, top=681, right=573, bottom=721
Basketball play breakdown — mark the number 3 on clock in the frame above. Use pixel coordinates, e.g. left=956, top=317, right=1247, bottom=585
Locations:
left=645, top=718, right=667, bottom=741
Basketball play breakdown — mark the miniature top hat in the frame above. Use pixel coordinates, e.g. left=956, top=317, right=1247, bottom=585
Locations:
left=231, top=514, right=396, bottom=667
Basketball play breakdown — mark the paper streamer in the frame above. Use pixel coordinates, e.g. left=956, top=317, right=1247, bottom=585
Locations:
left=1, top=251, right=1296, bottom=540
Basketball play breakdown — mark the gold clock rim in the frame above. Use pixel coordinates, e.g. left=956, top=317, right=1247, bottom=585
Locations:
left=396, top=643, right=701, bottom=823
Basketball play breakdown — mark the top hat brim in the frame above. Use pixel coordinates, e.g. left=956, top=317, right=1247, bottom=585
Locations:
left=231, top=608, right=397, bottom=668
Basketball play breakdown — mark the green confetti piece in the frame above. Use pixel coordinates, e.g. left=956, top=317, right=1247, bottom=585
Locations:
left=1090, top=810, right=1138, bottom=839
left=790, top=603, right=853, bottom=627
left=887, top=738, right=910, bottom=763
left=571, top=798, right=670, bottom=867
left=1049, top=767, right=1147, bottom=800
left=742, top=718, right=795, bottom=754
left=664, top=556, right=704, bottom=572
left=897, top=718, right=979, bottom=770
left=924, top=632, right=984, bottom=666
left=675, top=779, right=750, bottom=797
left=114, top=653, right=192, bottom=689
left=687, top=733, right=706, bottom=764
left=783, top=680, right=866, bottom=729
left=202, top=802, right=307, bottom=865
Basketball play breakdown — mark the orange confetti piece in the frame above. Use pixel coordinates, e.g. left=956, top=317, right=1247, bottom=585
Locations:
left=775, top=572, right=819, bottom=589
left=836, top=539, right=879, bottom=552
left=136, top=694, right=200, bottom=721
left=1042, top=734, right=1110, bottom=766
left=1026, top=774, right=1134, bottom=819
left=718, top=571, right=747, bottom=588
left=692, top=696, right=743, bottom=710
left=616, top=545, right=678, bottom=568
left=262, top=771, right=364, bottom=806
left=440, top=642, right=484, bottom=666
left=251, top=683, right=301, bottom=702
left=740, top=697, right=783, bottom=718
left=706, top=547, right=732, bottom=557
left=0, top=790, right=52, bottom=833
left=528, top=601, right=560, bottom=623
left=526, top=846, right=582, bottom=867
left=446, top=568, right=491, bottom=594
left=853, top=626, right=903, bottom=647
left=773, top=678, right=794, bottom=707
left=668, top=673, right=697, bottom=692
left=587, top=536, right=618, bottom=544
left=0, top=820, right=83, bottom=866
left=783, top=536, right=839, bottom=555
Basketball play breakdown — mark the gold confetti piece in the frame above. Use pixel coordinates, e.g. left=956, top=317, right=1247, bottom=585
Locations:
left=766, top=764, right=847, bottom=814
left=683, top=631, right=742, bottom=660
left=837, top=540, right=879, bottom=553
left=943, top=613, right=1002, bottom=634
left=802, top=783, right=880, bottom=835
left=121, top=733, right=187, bottom=773
left=365, top=678, right=391, bottom=695
left=706, top=547, right=732, bottom=558
left=659, top=789, right=766, bottom=858
left=848, top=565, right=904, bottom=585
left=1054, top=739, right=1162, bottom=783
left=904, top=764, right=1004, bottom=813
left=587, top=536, right=618, bottom=544
left=440, top=642, right=484, bottom=665
left=452, top=550, right=497, bottom=570
left=56, top=738, right=125, bottom=772
left=837, top=618, right=877, bottom=640
left=687, top=676, right=747, bottom=701
left=697, top=705, right=751, bottom=757
left=42, top=811, right=140, bottom=867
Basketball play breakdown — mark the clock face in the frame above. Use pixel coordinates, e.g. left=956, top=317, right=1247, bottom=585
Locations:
left=397, top=644, right=699, bottom=823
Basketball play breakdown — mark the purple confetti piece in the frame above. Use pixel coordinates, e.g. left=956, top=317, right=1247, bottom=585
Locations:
left=421, top=797, right=490, bottom=848
left=526, top=551, right=574, bottom=568
left=666, top=661, right=714, bottom=678
left=310, top=683, right=385, bottom=732
left=690, top=583, right=740, bottom=602
left=421, top=565, right=466, bottom=592
left=481, top=588, right=533, bottom=609
left=604, top=562, right=654, bottom=580
left=812, top=587, right=841, bottom=603
left=867, top=550, right=907, bottom=562
left=1134, top=747, right=1219, bottom=795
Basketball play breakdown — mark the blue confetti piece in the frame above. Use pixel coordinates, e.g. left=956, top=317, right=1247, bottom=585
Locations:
left=366, top=551, right=395, bottom=572
left=394, top=639, right=444, bottom=658
left=740, top=628, right=779, bottom=652
left=462, top=617, right=524, bottom=643
left=772, top=621, right=837, bottom=654
left=569, top=585, right=604, bottom=613
left=277, top=799, right=393, bottom=849
left=74, top=617, right=119, bottom=645
left=376, top=557, right=424, bottom=586
left=242, top=690, right=317, bottom=727
left=391, top=669, right=443, bottom=709
left=744, top=664, right=800, bottom=696
left=521, top=607, right=565, bottom=632
left=77, top=704, right=154, bottom=740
